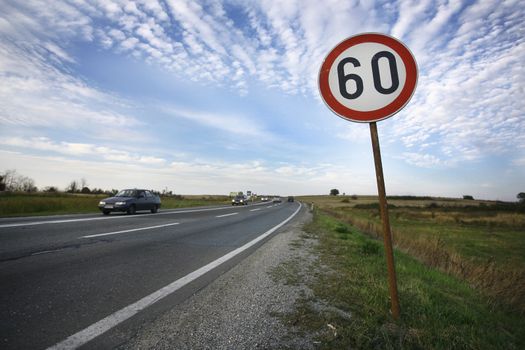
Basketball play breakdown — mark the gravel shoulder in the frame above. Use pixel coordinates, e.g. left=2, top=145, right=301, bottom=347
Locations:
left=122, top=204, right=316, bottom=349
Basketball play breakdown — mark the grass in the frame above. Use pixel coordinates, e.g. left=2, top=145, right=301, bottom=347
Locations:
left=0, top=192, right=106, bottom=216
left=279, top=209, right=525, bottom=349
left=300, top=195, right=525, bottom=314
left=0, top=192, right=231, bottom=217
left=160, top=194, right=230, bottom=209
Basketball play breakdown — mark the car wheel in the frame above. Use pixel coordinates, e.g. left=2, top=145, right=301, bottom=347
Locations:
left=151, top=205, right=158, bottom=213
left=103, top=210, right=110, bottom=215
left=127, top=205, right=136, bottom=215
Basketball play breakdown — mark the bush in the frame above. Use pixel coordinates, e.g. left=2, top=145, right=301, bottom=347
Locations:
left=361, top=240, right=381, bottom=255
left=335, top=223, right=350, bottom=233
left=354, top=203, right=397, bottom=210
left=387, top=195, right=434, bottom=200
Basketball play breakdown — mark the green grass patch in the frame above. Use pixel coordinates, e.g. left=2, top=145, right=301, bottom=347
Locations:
left=0, top=192, right=230, bottom=217
left=0, top=192, right=106, bottom=216
left=284, top=210, right=525, bottom=349
left=160, top=195, right=230, bottom=209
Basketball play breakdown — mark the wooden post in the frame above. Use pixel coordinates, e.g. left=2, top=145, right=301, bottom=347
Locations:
left=369, top=122, right=401, bottom=319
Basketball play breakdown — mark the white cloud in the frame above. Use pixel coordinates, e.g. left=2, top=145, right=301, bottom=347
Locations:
left=0, top=136, right=166, bottom=165
left=336, top=124, right=372, bottom=143
left=0, top=149, right=375, bottom=196
left=387, top=0, right=525, bottom=166
left=0, top=2, right=143, bottom=141
left=120, top=36, right=140, bottom=50
left=161, top=105, right=269, bottom=138
left=513, top=156, right=525, bottom=167
left=400, top=152, right=452, bottom=168
left=1, top=0, right=390, bottom=98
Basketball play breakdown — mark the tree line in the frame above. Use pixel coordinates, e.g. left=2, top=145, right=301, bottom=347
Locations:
left=0, top=169, right=169, bottom=197
left=0, top=169, right=116, bottom=195
left=329, top=187, right=525, bottom=204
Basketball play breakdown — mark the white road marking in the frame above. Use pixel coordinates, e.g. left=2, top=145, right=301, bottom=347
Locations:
left=266, top=205, right=273, bottom=208
left=0, top=203, right=269, bottom=229
left=215, top=212, right=238, bottom=218
left=31, top=249, right=63, bottom=256
left=249, top=208, right=261, bottom=212
left=47, top=203, right=302, bottom=350
left=0, top=215, right=138, bottom=229
left=81, top=222, right=180, bottom=239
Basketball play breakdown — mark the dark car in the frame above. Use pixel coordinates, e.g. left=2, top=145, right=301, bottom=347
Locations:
left=98, top=189, right=161, bottom=215
left=232, top=195, right=249, bottom=205
left=287, top=196, right=294, bottom=202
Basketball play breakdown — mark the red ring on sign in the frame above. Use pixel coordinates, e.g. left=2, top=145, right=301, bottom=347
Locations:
left=319, top=33, right=418, bottom=123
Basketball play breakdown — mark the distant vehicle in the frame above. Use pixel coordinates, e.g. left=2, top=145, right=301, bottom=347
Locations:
left=272, top=197, right=282, bottom=203
left=98, top=189, right=161, bottom=215
left=260, top=196, right=269, bottom=202
left=232, top=195, right=249, bottom=206
left=287, top=196, right=294, bottom=202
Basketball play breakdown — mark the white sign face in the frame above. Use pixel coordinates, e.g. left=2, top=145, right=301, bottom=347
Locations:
left=319, top=33, right=418, bottom=123
left=328, top=43, right=407, bottom=112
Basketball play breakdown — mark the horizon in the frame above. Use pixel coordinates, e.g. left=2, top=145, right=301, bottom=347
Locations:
left=2, top=181, right=520, bottom=204
left=1, top=1, right=524, bottom=202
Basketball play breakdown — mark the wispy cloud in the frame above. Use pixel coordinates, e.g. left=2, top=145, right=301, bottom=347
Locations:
left=388, top=0, right=525, bottom=167
left=0, top=2, right=141, bottom=141
left=161, top=105, right=268, bottom=138
left=400, top=152, right=453, bottom=168
left=0, top=137, right=166, bottom=165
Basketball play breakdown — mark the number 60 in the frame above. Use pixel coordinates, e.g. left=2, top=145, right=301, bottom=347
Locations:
left=337, top=51, right=400, bottom=100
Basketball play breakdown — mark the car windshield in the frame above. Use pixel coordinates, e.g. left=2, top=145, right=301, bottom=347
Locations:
left=116, top=189, right=136, bottom=197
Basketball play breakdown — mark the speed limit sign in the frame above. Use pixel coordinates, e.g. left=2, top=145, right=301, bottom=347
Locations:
left=318, top=33, right=418, bottom=319
left=319, top=33, right=417, bottom=123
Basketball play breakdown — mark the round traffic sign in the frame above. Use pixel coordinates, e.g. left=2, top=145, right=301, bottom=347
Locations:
left=319, top=33, right=418, bottom=123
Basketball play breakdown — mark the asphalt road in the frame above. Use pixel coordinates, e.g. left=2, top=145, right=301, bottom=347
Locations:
left=0, top=200, right=302, bottom=349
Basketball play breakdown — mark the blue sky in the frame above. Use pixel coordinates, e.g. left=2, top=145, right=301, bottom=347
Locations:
left=0, top=0, right=523, bottom=200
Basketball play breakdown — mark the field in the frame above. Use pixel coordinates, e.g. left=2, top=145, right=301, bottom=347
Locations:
left=276, top=209, right=525, bottom=349
left=0, top=192, right=231, bottom=217
left=299, top=195, right=525, bottom=313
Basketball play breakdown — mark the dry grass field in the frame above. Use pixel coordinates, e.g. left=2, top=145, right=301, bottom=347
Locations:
left=282, top=207, right=525, bottom=349
left=299, top=195, right=525, bottom=314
